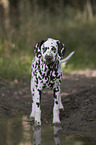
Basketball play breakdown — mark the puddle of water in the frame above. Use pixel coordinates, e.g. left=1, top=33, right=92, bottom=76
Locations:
left=0, top=116, right=96, bottom=145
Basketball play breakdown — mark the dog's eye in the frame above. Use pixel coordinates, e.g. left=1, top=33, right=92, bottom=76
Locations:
left=52, top=47, right=56, bottom=53
left=43, top=47, right=47, bottom=52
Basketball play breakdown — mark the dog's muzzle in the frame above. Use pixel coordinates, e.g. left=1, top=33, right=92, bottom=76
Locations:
left=45, top=55, right=53, bottom=64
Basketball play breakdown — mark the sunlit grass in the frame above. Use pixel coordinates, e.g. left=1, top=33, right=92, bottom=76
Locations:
left=0, top=53, right=32, bottom=80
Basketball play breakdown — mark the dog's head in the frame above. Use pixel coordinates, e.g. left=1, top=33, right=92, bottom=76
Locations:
left=34, top=38, right=66, bottom=64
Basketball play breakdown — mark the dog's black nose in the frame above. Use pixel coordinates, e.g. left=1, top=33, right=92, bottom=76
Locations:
left=45, top=55, right=53, bottom=62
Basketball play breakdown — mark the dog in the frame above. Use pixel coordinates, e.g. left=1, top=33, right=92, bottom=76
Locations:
left=30, top=38, right=75, bottom=125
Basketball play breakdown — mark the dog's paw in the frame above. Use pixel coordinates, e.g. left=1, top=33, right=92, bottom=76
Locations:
left=53, top=118, right=61, bottom=124
left=30, top=111, right=35, bottom=118
left=59, top=103, right=64, bottom=110
left=59, top=105, right=64, bottom=110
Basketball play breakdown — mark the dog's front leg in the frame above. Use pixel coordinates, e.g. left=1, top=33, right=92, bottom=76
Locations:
left=53, top=87, right=61, bottom=124
left=34, top=88, right=41, bottom=126
left=30, top=90, right=35, bottom=119
left=30, top=78, right=35, bottom=119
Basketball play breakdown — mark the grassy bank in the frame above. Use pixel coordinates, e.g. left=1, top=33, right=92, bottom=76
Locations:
left=0, top=8, right=96, bottom=80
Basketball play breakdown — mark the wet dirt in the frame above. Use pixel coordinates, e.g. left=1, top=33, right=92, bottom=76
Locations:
left=0, top=73, right=96, bottom=137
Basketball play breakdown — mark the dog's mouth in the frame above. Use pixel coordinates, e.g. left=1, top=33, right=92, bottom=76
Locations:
left=45, top=55, right=54, bottom=64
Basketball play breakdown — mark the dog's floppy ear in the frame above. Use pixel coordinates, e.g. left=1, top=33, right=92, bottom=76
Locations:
left=34, top=40, right=46, bottom=58
left=57, top=41, right=66, bottom=59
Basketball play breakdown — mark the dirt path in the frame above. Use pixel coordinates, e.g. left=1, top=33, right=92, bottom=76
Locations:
left=0, top=73, right=96, bottom=136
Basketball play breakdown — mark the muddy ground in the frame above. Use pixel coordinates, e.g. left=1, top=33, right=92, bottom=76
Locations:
left=0, top=73, right=96, bottom=136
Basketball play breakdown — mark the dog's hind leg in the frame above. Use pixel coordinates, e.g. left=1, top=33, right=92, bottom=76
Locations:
left=30, top=78, right=35, bottom=119
left=59, top=95, right=64, bottom=110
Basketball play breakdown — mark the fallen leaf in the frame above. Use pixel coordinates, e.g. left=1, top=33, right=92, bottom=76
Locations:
left=88, top=118, right=95, bottom=121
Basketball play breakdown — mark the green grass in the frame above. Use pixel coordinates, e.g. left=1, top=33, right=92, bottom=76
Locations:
left=0, top=9, right=96, bottom=80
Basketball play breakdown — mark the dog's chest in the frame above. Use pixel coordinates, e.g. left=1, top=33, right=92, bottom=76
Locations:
left=41, top=68, right=61, bottom=88
left=32, top=58, right=62, bottom=88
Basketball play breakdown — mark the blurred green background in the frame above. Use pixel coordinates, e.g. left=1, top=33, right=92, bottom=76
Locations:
left=0, top=0, right=96, bottom=80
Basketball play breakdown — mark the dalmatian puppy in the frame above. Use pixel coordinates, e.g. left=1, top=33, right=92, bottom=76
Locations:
left=30, top=38, right=75, bottom=126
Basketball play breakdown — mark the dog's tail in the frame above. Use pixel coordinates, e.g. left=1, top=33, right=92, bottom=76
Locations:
left=60, top=51, right=75, bottom=63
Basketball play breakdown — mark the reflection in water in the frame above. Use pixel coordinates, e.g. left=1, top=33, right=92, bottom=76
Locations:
left=32, top=124, right=61, bottom=145
left=33, top=127, right=41, bottom=145
left=53, top=125, right=62, bottom=145
left=0, top=116, right=96, bottom=145
left=22, top=116, right=62, bottom=145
